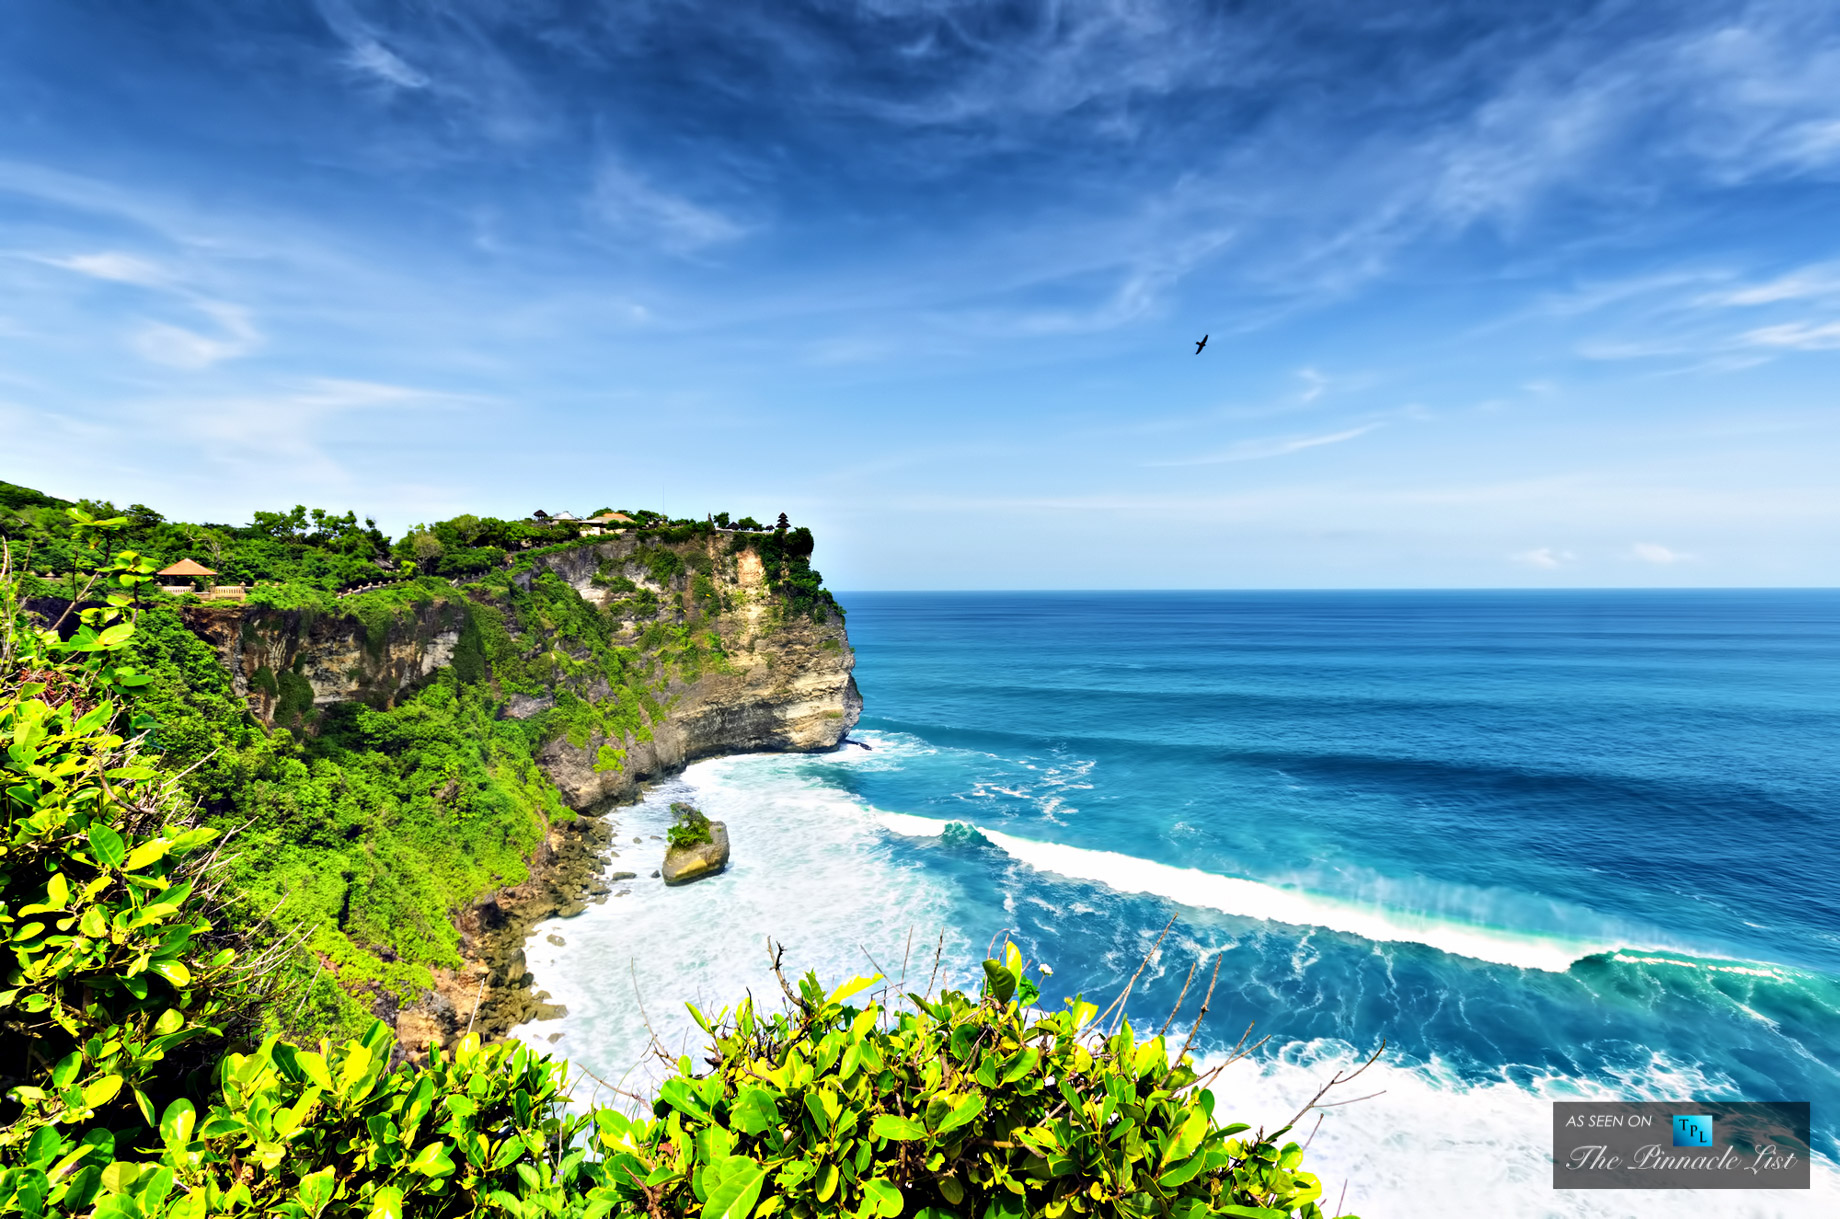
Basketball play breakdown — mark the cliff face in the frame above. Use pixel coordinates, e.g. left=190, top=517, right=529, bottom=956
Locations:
left=181, top=531, right=860, bottom=806
left=527, top=539, right=860, bottom=807
left=181, top=600, right=466, bottom=724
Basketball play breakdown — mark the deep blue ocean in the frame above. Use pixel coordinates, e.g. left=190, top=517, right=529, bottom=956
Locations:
left=517, top=591, right=1840, bottom=1217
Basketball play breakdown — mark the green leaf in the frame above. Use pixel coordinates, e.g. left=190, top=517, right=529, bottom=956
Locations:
left=700, top=1159, right=767, bottom=1219
left=1215, top=1207, right=1288, bottom=1219
left=166, top=827, right=220, bottom=855
left=51, top=1052, right=82, bottom=1087
left=982, top=959, right=1017, bottom=1004
left=151, top=959, right=191, bottom=988
left=935, top=1093, right=985, bottom=1136
left=407, top=1142, right=456, bottom=1178
left=999, top=1047, right=1041, bottom=1085
left=659, top=1077, right=713, bottom=1122
left=295, top=1169, right=336, bottom=1219
left=1160, top=1108, right=1207, bottom=1168
left=731, top=1087, right=781, bottom=1137
left=295, top=1051, right=334, bottom=1092
left=367, top=1187, right=404, bottom=1219
left=22, top=871, right=69, bottom=914
left=122, top=839, right=170, bottom=872
left=861, top=1179, right=902, bottom=1218
left=161, top=1098, right=197, bottom=1148
left=81, top=1075, right=123, bottom=1109
left=88, top=824, right=127, bottom=868
left=869, top=1114, right=926, bottom=1141
left=1156, top=1153, right=1207, bottom=1189
left=336, top=1042, right=375, bottom=1097
left=827, top=974, right=883, bottom=1005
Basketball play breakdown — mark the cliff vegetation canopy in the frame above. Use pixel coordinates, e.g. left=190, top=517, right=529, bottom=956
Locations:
left=0, top=484, right=840, bottom=1040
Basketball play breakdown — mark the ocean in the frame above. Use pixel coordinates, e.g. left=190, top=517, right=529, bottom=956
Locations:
left=514, top=591, right=1840, bottom=1217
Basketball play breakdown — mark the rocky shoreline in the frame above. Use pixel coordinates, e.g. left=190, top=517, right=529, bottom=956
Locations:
left=396, top=778, right=738, bottom=1048
left=396, top=810, right=622, bottom=1048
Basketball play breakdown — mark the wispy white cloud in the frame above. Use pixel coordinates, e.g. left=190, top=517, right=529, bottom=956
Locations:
left=317, top=0, right=431, bottom=90
left=1513, top=546, right=1573, bottom=569
left=164, top=377, right=470, bottom=483
left=590, top=162, right=748, bottom=254
left=1632, top=542, right=1693, bottom=564
left=132, top=302, right=261, bottom=368
left=345, top=39, right=430, bottom=90
left=38, top=251, right=169, bottom=286
left=1711, top=261, right=1840, bottom=306
left=1738, top=319, right=1840, bottom=349
left=1152, top=423, right=1382, bottom=466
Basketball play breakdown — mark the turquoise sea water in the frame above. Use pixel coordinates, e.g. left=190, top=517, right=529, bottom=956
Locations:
left=516, top=591, right=1840, bottom=1217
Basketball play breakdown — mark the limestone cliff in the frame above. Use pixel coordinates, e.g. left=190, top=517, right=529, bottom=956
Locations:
left=180, top=530, right=860, bottom=805
left=527, top=538, right=860, bottom=808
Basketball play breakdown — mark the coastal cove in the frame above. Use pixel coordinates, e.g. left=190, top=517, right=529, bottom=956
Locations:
left=515, top=590, right=1840, bottom=1217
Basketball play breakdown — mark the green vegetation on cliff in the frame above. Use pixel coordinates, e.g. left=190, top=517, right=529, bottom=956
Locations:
left=0, top=483, right=843, bottom=1041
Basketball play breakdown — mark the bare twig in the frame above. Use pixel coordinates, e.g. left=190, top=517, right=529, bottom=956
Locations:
left=893, top=927, right=914, bottom=1030
left=49, top=569, right=104, bottom=634
left=1283, top=1039, right=1388, bottom=1130
left=570, top=1059, right=651, bottom=1106
left=858, top=942, right=893, bottom=1007
left=1315, top=1090, right=1387, bottom=1110
left=464, top=973, right=488, bottom=1036
left=1100, top=914, right=1177, bottom=1038
left=630, top=957, right=673, bottom=1064
left=1176, top=952, right=1225, bottom=1062
left=1157, top=957, right=1200, bottom=1041
left=923, top=928, right=946, bottom=1000
left=767, top=938, right=806, bottom=1011
left=290, top=956, right=326, bottom=1019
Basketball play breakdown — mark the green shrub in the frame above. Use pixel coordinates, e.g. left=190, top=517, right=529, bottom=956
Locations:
left=636, top=548, right=684, bottom=588
left=666, top=803, right=712, bottom=849
left=588, top=941, right=1351, bottom=1219
left=0, top=553, right=249, bottom=1155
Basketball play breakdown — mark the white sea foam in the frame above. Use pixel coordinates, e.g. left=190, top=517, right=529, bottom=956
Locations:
left=516, top=747, right=1837, bottom=1216
left=513, top=748, right=962, bottom=1099
left=874, top=813, right=1620, bottom=972
left=1209, top=1042, right=1839, bottom=1218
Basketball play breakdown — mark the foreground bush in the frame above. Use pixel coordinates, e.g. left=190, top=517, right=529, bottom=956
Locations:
left=590, top=944, right=1346, bottom=1219
left=1, top=552, right=245, bottom=1159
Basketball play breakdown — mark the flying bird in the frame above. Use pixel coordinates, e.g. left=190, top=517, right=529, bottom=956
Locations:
left=1194, top=334, right=1208, bottom=354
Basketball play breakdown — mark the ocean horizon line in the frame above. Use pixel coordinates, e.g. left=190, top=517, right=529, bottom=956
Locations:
left=832, top=585, right=1840, bottom=595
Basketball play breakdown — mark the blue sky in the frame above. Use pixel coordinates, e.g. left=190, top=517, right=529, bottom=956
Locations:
left=2, top=0, right=1838, bottom=588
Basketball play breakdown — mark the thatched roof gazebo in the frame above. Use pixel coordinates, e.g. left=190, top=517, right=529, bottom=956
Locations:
left=156, top=558, right=216, bottom=593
